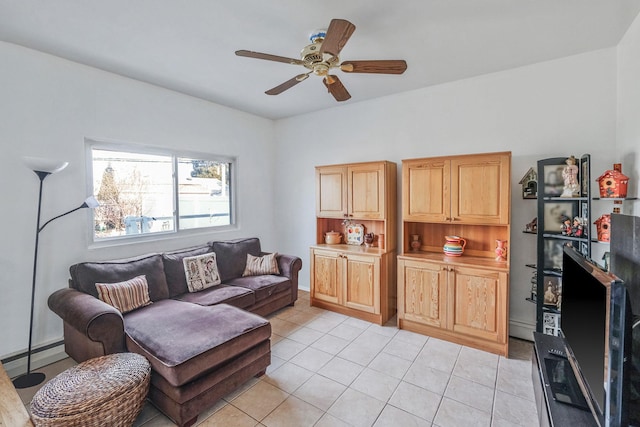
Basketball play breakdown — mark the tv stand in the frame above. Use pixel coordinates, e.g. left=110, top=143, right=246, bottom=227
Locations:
left=532, top=332, right=598, bottom=426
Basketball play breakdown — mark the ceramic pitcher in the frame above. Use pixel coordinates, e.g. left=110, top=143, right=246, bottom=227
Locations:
left=443, top=235, right=466, bottom=256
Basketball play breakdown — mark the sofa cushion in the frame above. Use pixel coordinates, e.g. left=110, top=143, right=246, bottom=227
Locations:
left=70, top=254, right=169, bottom=302
left=225, top=275, right=290, bottom=302
left=183, top=253, right=221, bottom=292
left=209, top=238, right=261, bottom=282
left=242, top=253, right=280, bottom=277
left=175, top=284, right=255, bottom=309
left=96, top=275, right=152, bottom=313
left=162, top=245, right=211, bottom=297
left=124, top=300, right=271, bottom=387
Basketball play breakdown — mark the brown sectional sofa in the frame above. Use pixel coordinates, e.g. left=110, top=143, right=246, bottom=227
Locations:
left=48, top=237, right=302, bottom=427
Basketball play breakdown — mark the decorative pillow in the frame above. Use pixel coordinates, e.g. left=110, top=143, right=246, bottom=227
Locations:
left=242, top=253, right=280, bottom=277
left=96, top=275, right=152, bottom=314
left=183, top=253, right=221, bottom=292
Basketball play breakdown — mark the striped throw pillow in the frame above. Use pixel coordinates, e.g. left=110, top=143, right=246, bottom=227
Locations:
left=183, top=253, right=221, bottom=292
left=242, top=253, right=280, bottom=277
left=96, top=275, right=152, bottom=313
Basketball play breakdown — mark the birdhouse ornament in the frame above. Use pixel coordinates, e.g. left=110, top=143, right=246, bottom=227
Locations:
left=597, top=164, right=629, bottom=198
left=594, top=214, right=611, bottom=242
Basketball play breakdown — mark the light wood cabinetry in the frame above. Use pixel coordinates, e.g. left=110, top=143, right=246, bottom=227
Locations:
left=311, top=249, right=342, bottom=305
left=403, top=153, right=510, bottom=225
left=398, top=152, right=511, bottom=356
left=311, top=161, right=396, bottom=325
left=316, top=162, right=387, bottom=219
left=311, top=248, right=381, bottom=314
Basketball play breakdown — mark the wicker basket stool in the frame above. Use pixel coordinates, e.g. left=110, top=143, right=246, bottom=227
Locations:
left=30, top=353, right=151, bottom=427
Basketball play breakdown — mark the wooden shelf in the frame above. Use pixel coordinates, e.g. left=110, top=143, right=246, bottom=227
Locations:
left=398, top=251, right=509, bottom=272
left=398, top=152, right=511, bottom=357
left=310, top=243, right=388, bottom=255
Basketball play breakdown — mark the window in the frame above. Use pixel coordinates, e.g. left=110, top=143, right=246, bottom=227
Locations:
left=89, top=142, right=234, bottom=241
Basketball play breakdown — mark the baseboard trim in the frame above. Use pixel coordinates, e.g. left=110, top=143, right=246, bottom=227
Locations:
left=509, top=318, right=536, bottom=342
left=2, top=340, right=67, bottom=380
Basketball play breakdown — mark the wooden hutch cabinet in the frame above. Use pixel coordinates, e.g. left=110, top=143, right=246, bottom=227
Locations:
left=311, top=161, right=396, bottom=324
left=398, top=152, right=511, bottom=356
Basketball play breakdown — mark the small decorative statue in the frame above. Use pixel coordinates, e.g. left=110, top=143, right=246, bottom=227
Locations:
left=561, top=155, right=580, bottom=197
left=364, top=232, right=374, bottom=247
left=561, top=215, right=572, bottom=235
left=525, top=217, right=537, bottom=233
left=571, top=216, right=584, bottom=237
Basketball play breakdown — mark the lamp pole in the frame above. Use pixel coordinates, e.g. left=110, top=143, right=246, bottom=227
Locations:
left=12, top=157, right=99, bottom=389
left=12, top=171, right=50, bottom=388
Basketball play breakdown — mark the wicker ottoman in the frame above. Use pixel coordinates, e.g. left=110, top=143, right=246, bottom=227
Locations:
left=30, top=353, right=151, bottom=427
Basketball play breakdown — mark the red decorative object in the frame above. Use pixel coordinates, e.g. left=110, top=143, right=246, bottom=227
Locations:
left=597, top=164, right=629, bottom=198
left=594, top=214, right=611, bottom=242
left=495, top=239, right=507, bottom=261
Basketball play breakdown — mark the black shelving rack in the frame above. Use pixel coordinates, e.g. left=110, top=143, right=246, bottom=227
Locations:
left=534, top=155, right=591, bottom=334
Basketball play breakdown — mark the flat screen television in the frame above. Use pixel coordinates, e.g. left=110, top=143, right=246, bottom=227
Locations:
left=560, top=246, right=636, bottom=427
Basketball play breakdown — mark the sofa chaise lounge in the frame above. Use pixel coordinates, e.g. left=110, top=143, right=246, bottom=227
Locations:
left=48, top=237, right=302, bottom=426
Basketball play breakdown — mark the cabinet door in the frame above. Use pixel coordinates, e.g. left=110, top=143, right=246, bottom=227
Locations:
left=450, top=153, right=510, bottom=224
left=316, top=166, right=348, bottom=218
left=449, top=265, right=507, bottom=344
left=399, top=259, right=448, bottom=328
left=311, top=249, right=342, bottom=304
left=344, top=253, right=380, bottom=314
left=348, top=163, right=385, bottom=219
left=402, top=159, right=450, bottom=222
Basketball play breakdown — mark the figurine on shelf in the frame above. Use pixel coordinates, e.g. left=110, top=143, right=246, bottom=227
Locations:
left=571, top=216, right=584, bottom=237
left=561, top=155, right=580, bottom=197
left=561, top=215, right=572, bottom=235
left=525, top=217, right=537, bottom=233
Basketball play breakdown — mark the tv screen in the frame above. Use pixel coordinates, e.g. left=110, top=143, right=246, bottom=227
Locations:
left=560, top=246, right=632, bottom=427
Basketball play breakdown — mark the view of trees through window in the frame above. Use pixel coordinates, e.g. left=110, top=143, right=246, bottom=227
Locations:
left=91, top=146, right=232, bottom=240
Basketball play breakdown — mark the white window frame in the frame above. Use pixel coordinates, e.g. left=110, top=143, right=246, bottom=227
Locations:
left=86, top=138, right=237, bottom=245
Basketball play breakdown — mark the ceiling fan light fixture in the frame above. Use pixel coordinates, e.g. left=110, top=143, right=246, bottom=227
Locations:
left=236, top=18, right=407, bottom=101
left=309, top=29, right=327, bottom=43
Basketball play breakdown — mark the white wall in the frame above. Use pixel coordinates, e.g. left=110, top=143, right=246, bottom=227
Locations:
left=0, top=42, right=277, bottom=363
left=1, top=33, right=632, bottom=366
left=618, top=10, right=640, bottom=205
left=274, top=48, right=619, bottom=340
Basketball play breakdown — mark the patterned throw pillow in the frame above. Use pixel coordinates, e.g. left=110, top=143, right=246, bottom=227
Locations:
left=183, top=253, right=221, bottom=292
left=242, top=253, right=280, bottom=276
left=96, top=275, right=152, bottom=314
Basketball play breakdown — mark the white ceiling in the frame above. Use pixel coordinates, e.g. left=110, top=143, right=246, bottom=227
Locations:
left=1, top=1, right=639, bottom=120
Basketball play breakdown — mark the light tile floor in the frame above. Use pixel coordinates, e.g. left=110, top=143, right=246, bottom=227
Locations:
left=17, top=290, right=538, bottom=426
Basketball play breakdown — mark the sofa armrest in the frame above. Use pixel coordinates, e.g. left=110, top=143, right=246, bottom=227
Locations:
left=275, top=253, right=302, bottom=304
left=48, top=288, right=126, bottom=359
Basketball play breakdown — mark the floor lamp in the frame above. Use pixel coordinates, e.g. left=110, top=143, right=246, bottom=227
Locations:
left=12, top=157, right=100, bottom=389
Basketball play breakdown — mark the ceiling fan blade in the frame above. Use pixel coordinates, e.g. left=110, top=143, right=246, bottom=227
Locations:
left=323, top=75, right=351, bottom=101
left=235, top=50, right=305, bottom=66
left=340, top=60, right=407, bottom=74
left=265, top=73, right=310, bottom=95
left=320, top=19, right=356, bottom=57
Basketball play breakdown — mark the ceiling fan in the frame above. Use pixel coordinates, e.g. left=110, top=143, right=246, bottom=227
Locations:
left=235, top=18, right=407, bottom=102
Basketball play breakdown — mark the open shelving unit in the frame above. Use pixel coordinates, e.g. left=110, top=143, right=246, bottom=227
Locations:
left=533, top=155, right=592, bottom=335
